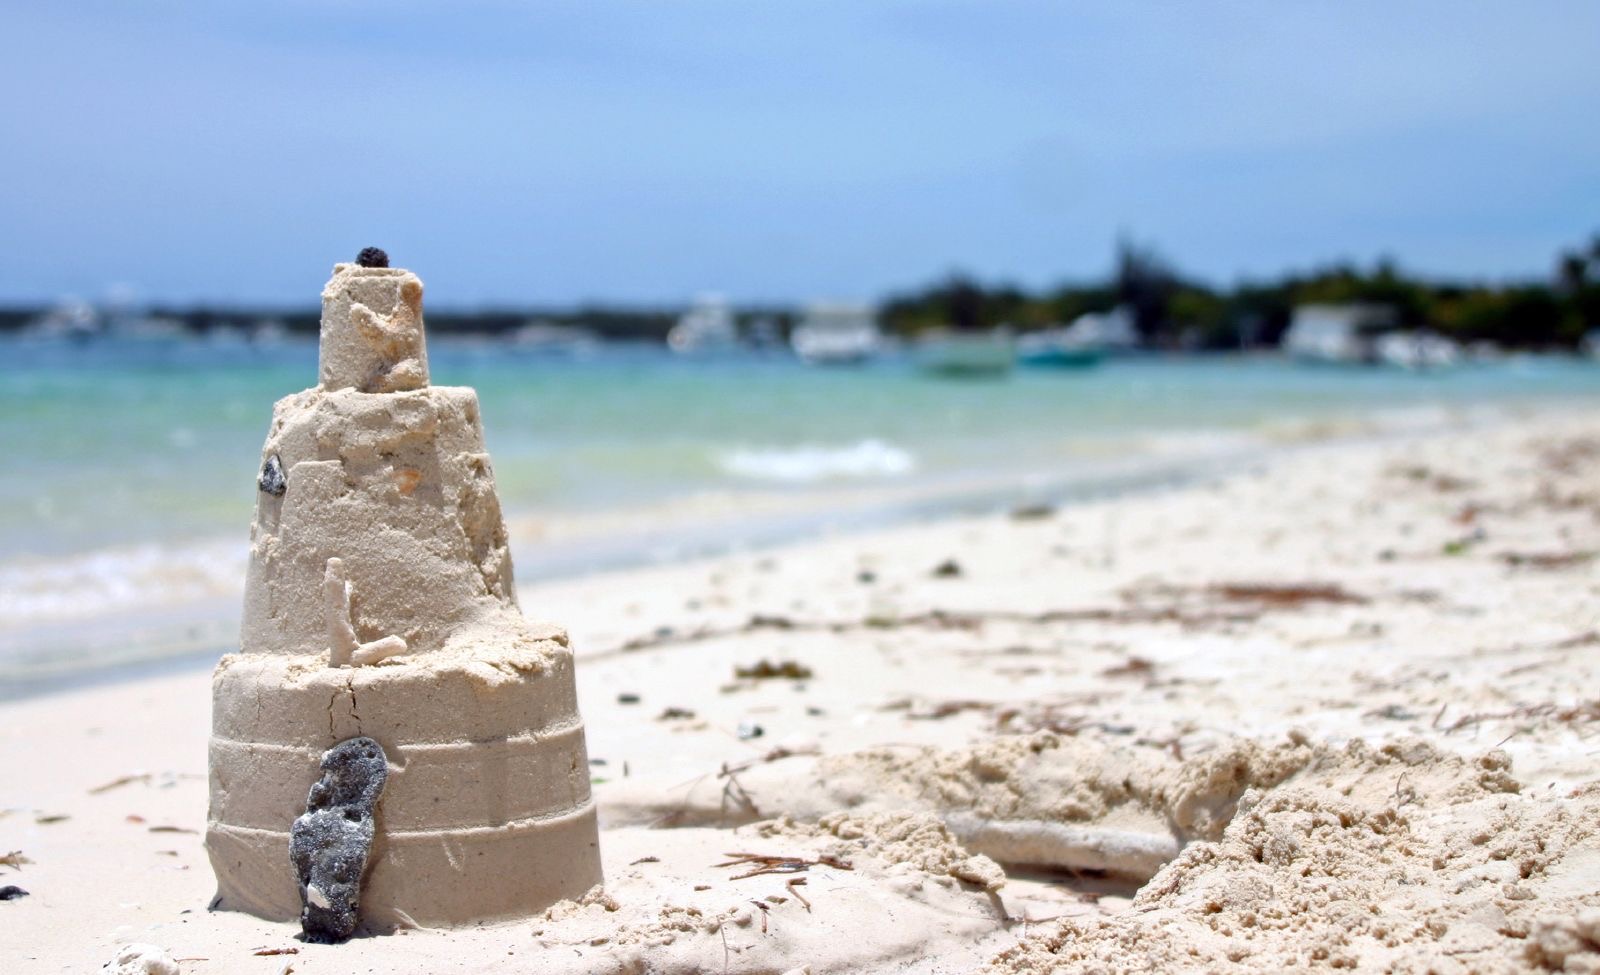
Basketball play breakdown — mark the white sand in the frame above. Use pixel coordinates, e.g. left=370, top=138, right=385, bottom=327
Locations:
left=4, top=406, right=1600, bottom=973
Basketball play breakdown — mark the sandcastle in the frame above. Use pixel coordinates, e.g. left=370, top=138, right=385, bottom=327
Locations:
left=206, top=251, right=603, bottom=930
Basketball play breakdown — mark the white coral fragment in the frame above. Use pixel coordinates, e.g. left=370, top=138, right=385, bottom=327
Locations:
left=324, top=557, right=408, bottom=668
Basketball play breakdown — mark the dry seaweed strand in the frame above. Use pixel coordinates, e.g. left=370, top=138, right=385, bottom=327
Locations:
left=1444, top=700, right=1600, bottom=733
left=0, top=851, right=32, bottom=870
left=601, top=581, right=1370, bottom=658
left=715, top=852, right=854, bottom=880
left=1498, top=551, right=1596, bottom=570
left=1101, top=655, right=1155, bottom=678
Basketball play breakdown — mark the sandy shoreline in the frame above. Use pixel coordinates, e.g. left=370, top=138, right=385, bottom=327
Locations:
left=0, top=398, right=1562, bottom=705
left=4, top=407, right=1599, bottom=973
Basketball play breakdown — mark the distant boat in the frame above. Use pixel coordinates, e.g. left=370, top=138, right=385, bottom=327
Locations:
left=106, top=314, right=187, bottom=343
left=1375, top=331, right=1460, bottom=372
left=668, top=293, right=739, bottom=354
left=791, top=302, right=881, bottom=365
left=510, top=320, right=601, bottom=356
left=21, top=299, right=99, bottom=341
left=1017, top=328, right=1104, bottom=369
left=1064, top=306, right=1141, bottom=353
left=250, top=318, right=291, bottom=347
left=914, top=328, right=1015, bottom=377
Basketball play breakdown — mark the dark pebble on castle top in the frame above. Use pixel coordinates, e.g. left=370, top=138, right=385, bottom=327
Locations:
left=0, top=886, right=28, bottom=901
left=356, top=247, right=389, bottom=269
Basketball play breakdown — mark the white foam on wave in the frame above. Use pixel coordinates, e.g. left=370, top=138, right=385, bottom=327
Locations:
left=0, top=538, right=246, bottom=628
left=716, top=439, right=917, bottom=483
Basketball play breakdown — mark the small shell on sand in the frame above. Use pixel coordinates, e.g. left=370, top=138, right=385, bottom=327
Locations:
left=102, top=943, right=180, bottom=975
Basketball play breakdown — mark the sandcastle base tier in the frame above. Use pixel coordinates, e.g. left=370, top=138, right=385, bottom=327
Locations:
left=206, top=649, right=604, bottom=928
left=206, top=804, right=601, bottom=927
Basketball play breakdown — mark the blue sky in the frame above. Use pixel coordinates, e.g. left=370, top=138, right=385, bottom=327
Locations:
left=2, top=1, right=1597, bottom=306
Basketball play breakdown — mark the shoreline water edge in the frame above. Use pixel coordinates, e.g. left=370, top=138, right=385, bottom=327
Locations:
left=1, top=390, right=1594, bottom=700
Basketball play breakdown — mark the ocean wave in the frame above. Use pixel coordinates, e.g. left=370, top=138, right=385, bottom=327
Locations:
left=716, top=439, right=917, bottom=483
left=0, top=538, right=246, bottom=627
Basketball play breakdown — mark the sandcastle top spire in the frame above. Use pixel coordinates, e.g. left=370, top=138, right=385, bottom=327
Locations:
left=318, top=249, right=430, bottom=393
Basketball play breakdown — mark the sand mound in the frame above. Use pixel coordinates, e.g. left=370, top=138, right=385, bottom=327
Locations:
left=605, top=730, right=1512, bottom=880
left=985, top=742, right=1598, bottom=974
left=527, top=814, right=1007, bottom=974
left=600, top=732, right=1600, bottom=970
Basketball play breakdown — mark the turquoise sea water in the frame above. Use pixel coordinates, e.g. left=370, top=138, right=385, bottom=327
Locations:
left=3, top=335, right=1599, bottom=689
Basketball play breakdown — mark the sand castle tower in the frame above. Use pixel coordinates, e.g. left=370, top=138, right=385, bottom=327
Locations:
left=206, top=251, right=603, bottom=929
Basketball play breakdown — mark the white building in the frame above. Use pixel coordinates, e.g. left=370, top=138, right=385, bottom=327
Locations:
left=1281, top=304, right=1397, bottom=364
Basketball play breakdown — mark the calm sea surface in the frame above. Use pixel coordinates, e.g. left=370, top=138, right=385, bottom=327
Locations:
left=4, top=336, right=1599, bottom=690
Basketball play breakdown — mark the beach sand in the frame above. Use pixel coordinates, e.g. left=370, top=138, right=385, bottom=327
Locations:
left=4, top=407, right=1599, bottom=973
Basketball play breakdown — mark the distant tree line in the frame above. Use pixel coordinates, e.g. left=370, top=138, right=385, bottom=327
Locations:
left=881, top=233, right=1600, bottom=351
left=3, top=234, right=1596, bottom=350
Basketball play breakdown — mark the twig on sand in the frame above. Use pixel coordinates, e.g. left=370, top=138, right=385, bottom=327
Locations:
left=907, top=699, right=991, bottom=720
left=0, top=851, right=32, bottom=871
left=717, top=765, right=761, bottom=821
left=719, top=742, right=821, bottom=778
left=715, top=852, right=853, bottom=880
left=786, top=877, right=811, bottom=912
left=1202, top=583, right=1367, bottom=607
left=89, top=773, right=151, bottom=794
left=1551, top=631, right=1600, bottom=650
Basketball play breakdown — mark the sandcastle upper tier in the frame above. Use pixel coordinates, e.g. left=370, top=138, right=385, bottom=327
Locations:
left=319, top=262, right=430, bottom=393
left=242, top=258, right=523, bottom=660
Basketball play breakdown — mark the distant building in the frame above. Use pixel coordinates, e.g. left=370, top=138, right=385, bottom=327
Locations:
left=1281, top=304, right=1397, bottom=364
